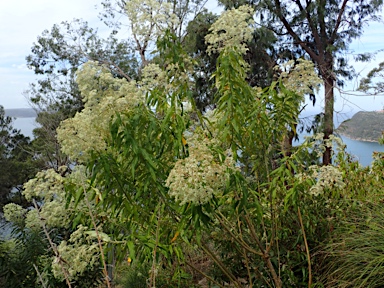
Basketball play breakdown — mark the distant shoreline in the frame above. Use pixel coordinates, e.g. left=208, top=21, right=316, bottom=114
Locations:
left=340, top=134, right=379, bottom=143
left=4, top=108, right=37, bottom=118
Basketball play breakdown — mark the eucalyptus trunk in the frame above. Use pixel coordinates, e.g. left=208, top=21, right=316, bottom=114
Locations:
left=320, top=56, right=335, bottom=165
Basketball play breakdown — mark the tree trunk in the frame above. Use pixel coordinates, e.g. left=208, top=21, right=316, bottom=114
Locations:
left=322, top=64, right=334, bottom=165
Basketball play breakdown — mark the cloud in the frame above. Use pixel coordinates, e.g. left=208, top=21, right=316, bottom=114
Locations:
left=0, top=0, right=101, bottom=108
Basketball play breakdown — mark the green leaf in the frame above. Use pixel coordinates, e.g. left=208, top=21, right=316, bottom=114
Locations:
left=127, top=241, right=136, bottom=261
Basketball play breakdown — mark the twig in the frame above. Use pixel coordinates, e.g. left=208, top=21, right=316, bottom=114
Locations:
left=215, top=213, right=263, bottom=256
left=81, top=185, right=112, bottom=288
left=238, top=217, right=253, bottom=288
left=150, top=207, right=161, bottom=288
left=244, top=213, right=282, bottom=288
left=185, top=261, right=225, bottom=288
left=200, top=243, right=242, bottom=288
left=33, top=264, right=48, bottom=288
left=33, top=199, right=72, bottom=288
left=298, top=207, right=312, bottom=287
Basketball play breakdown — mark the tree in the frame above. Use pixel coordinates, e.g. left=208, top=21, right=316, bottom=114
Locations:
left=0, top=106, right=40, bottom=207
left=183, top=7, right=283, bottom=111
left=219, top=0, right=383, bottom=164
left=5, top=4, right=384, bottom=286
left=24, top=18, right=139, bottom=170
left=25, top=1, right=209, bottom=168
left=359, top=61, right=384, bottom=95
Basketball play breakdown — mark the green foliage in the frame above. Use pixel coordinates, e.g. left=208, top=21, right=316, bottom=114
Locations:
left=359, top=61, right=384, bottom=95
left=0, top=106, right=40, bottom=207
left=0, top=231, right=48, bottom=287
left=4, top=3, right=384, bottom=287
left=323, top=202, right=384, bottom=287
left=220, top=0, right=383, bottom=164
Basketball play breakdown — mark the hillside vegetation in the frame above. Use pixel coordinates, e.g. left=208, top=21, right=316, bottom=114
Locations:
left=337, top=111, right=384, bottom=142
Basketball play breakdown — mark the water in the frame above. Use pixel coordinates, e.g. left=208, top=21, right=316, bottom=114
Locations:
left=295, top=133, right=384, bottom=167
left=13, top=117, right=38, bottom=139
left=1, top=117, right=38, bottom=239
left=11, top=117, right=384, bottom=166
left=340, top=136, right=384, bottom=167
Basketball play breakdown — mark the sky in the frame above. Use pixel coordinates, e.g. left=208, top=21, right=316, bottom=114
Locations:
left=0, top=0, right=383, bottom=125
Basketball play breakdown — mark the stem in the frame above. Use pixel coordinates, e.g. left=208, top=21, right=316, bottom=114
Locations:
left=215, top=213, right=263, bottom=256
left=82, top=186, right=112, bottom=288
left=150, top=208, right=161, bottom=288
left=237, top=214, right=252, bottom=287
left=244, top=213, right=282, bottom=288
left=185, top=261, right=226, bottom=288
left=33, top=264, right=48, bottom=288
left=200, top=243, right=242, bottom=288
left=33, top=199, right=72, bottom=288
left=298, top=207, right=312, bottom=287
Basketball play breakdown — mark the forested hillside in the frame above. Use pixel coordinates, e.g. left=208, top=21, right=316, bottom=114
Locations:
left=337, top=111, right=384, bottom=142
left=1, top=1, right=384, bottom=287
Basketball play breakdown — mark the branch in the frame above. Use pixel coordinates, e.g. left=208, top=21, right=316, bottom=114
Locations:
left=81, top=184, right=112, bottom=288
left=33, top=199, right=72, bottom=288
left=200, top=243, right=243, bottom=288
left=298, top=207, right=312, bottom=287
left=185, top=261, right=226, bottom=288
left=97, top=59, right=132, bottom=81
left=244, top=213, right=282, bottom=288
left=329, top=0, right=349, bottom=44
left=272, top=0, right=320, bottom=63
left=295, top=0, right=323, bottom=56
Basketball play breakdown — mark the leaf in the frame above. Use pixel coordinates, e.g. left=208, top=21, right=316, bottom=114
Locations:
left=126, top=241, right=135, bottom=262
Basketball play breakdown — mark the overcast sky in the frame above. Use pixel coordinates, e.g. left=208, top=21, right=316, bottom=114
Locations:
left=0, top=1, right=383, bottom=123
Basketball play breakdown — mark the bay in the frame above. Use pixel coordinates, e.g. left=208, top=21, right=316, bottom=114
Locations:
left=13, top=117, right=39, bottom=139
left=12, top=117, right=384, bottom=167
left=340, top=135, right=384, bottom=167
left=295, top=133, right=384, bottom=167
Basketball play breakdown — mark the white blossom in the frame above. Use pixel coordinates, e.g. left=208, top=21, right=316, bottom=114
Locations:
left=166, top=134, right=235, bottom=205
left=205, top=5, right=255, bottom=55
left=308, top=165, right=346, bottom=196
left=52, top=225, right=100, bottom=281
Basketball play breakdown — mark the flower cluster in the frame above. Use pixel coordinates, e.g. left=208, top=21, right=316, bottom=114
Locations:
left=277, top=59, right=322, bottom=97
left=3, top=203, right=25, bottom=227
left=302, top=133, right=346, bottom=159
left=166, top=134, right=235, bottom=205
left=24, top=168, right=71, bottom=228
left=57, top=61, right=142, bottom=161
left=308, top=165, right=345, bottom=196
left=126, top=0, right=180, bottom=45
left=205, top=5, right=255, bottom=55
left=52, top=225, right=100, bottom=281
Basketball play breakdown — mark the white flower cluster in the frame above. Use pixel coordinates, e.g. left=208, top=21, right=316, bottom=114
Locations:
left=277, top=59, right=322, bottom=97
left=302, top=133, right=346, bottom=159
left=3, top=168, right=72, bottom=230
left=205, top=5, right=255, bottom=55
left=166, top=135, right=234, bottom=205
left=23, top=168, right=70, bottom=228
left=3, top=203, right=25, bottom=227
left=308, top=165, right=346, bottom=196
left=140, top=61, right=194, bottom=96
left=140, top=63, right=168, bottom=91
left=57, top=61, right=142, bottom=161
left=52, top=225, right=100, bottom=281
left=125, top=0, right=180, bottom=45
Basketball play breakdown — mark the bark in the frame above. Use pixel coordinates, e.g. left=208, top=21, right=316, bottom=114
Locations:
left=321, top=58, right=335, bottom=165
